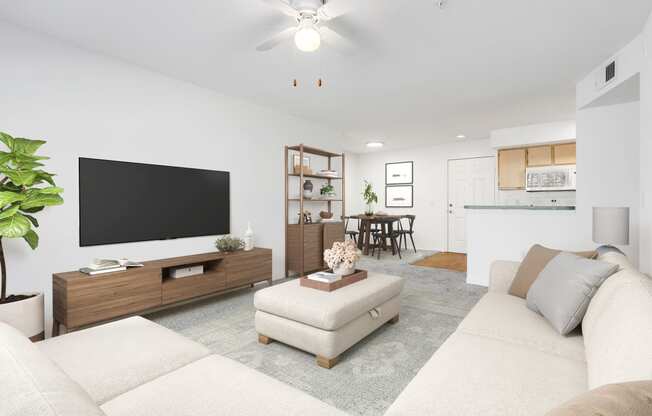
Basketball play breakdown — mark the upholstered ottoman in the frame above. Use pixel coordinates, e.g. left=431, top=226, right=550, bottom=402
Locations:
left=254, top=273, right=404, bottom=368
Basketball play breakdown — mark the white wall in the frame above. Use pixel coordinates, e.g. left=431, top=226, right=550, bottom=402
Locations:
left=490, top=121, right=576, bottom=148
left=640, top=13, right=652, bottom=274
left=350, top=139, right=495, bottom=251
left=576, top=101, right=641, bottom=265
left=0, top=23, right=345, bottom=330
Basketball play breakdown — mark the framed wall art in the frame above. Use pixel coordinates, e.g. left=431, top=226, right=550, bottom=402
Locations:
left=385, top=161, right=413, bottom=185
left=386, top=185, right=413, bottom=208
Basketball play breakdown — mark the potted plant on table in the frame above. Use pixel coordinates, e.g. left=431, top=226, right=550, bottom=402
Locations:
left=0, top=132, right=64, bottom=341
left=362, top=180, right=378, bottom=216
left=324, top=240, right=361, bottom=276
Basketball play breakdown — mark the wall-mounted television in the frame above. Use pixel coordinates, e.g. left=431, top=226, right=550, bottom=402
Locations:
left=79, top=158, right=230, bottom=246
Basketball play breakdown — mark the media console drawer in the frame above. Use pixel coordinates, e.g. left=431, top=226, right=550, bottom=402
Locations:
left=54, top=268, right=162, bottom=328
left=225, top=249, right=273, bottom=288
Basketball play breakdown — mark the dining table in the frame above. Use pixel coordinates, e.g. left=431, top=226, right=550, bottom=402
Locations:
left=350, top=214, right=403, bottom=256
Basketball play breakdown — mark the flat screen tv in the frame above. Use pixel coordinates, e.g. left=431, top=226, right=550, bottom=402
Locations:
left=79, top=158, right=229, bottom=246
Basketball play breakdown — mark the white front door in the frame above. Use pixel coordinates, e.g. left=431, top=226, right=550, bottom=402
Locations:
left=447, top=157, right=496, bottom=253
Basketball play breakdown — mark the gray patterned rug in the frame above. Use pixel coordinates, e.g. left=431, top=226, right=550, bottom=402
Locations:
left=147, top=251, right=487, bottom=415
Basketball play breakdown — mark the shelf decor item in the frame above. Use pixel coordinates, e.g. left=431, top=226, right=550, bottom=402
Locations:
left=293, top=155, right=311, bottom=175
left=362, top=180, right=378, bottom=215
left=386, top=161, right=413, bottom=185
left=0, top=132, right=64, bottom=341
left=244, top=222, right=255, bottom=251
left=386, top=185, right=414, bottom=208
left=320, top=183, right=335, bottom=198
left=303, top=179, right=314, bottom=199
left=215, top=235, right=245, bottom=252
left=324, top=240, right=361, bottom=276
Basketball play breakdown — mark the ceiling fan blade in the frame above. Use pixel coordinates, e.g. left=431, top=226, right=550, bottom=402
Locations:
left=256, top=27, right=297, bottom=51
left=318, top=0, right=353, bottom=20
left=261, top=0, right=298, bottom=17
left=319, top=26, right=355, bottom=54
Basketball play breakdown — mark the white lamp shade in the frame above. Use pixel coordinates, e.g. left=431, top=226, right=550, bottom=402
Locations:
left=592, top=207, right=629, bottom=245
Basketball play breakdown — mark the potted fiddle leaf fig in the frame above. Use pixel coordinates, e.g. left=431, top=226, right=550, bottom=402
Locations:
left=0, top=132, right=64, bottom=341
left=362, top=180, right=378, bottom=216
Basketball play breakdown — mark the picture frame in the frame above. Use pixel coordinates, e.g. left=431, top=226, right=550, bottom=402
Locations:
left=385, top=161, right=413, bottom=185
left=386, top=185, right=413, bottom=208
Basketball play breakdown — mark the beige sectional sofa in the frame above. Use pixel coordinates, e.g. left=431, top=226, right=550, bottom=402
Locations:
left=386, top=250, right=652, bottom=415
left=1, top=316, right=345, bottom=416
left=3, top=250, right=650, bottom=416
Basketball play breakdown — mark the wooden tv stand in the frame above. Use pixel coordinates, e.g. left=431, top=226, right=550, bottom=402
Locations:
left=52, top=248, right=272, bottom=336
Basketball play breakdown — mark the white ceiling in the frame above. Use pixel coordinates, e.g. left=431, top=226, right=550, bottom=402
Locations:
left=1, top=0, right=650, bottom=153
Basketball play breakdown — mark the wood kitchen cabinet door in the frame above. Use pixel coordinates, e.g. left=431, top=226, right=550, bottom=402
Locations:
left=553, top=143, right=576, bottom=165
left=527, top=146, right=553, bottom=167
left=498, top=148, right=526, bottom=189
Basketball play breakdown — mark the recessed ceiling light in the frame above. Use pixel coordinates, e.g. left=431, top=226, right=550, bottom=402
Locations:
left=366, top=141, right=384, bottom=148
left=456, top=134, right=466, bottom=139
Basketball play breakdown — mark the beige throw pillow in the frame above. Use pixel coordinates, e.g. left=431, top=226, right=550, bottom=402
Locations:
left=545, top=381, right=652, bottom=416
left=508, top=244, right=597, bottom=298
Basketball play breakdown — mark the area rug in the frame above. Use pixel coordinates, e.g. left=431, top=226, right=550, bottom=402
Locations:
left=411, top=251, right=467, bottom=272
left=147, top=250, right=485, bottom=416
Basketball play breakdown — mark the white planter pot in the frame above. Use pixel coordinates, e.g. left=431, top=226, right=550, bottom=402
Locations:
left=333, top=263, right=356, bottom=277
left=0, top=292, right=44, bottom=341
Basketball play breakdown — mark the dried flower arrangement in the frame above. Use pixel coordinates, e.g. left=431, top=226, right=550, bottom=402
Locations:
left=324, top=240, right=361, bottom=275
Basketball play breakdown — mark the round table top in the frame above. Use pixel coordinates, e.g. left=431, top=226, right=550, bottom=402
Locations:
left=350, top=214, right=402, bottom=222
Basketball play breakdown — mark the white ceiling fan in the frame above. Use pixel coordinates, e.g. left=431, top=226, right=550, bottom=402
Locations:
left=256, top=0, right=353, bottom=53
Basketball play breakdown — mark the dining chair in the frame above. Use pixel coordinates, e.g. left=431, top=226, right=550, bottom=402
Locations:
left=398, top=215, right=416, bottom=253
left=344, top=216, right=359, bottom=244
left=371, top=219, right=402, bottom=260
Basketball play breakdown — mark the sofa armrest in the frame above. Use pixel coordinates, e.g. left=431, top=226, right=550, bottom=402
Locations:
left=489, top=261, right=521, bottom=293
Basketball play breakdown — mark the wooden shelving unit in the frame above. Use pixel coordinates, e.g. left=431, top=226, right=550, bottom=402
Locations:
left=284, top=144, right=346, bottom=277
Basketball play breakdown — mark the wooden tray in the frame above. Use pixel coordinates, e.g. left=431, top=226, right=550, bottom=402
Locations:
left=300, top=269, right=367, bottom=292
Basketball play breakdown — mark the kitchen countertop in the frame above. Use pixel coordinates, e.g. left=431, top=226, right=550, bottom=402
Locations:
left=464, top=205, right=576, bottom=211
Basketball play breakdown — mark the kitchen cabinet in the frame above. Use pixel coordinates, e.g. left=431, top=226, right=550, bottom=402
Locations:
left=498, top=148, right=527, bottom=189
left=527, top=146, right=553, bottom=167
left=553, top=143, right=576, bottom=165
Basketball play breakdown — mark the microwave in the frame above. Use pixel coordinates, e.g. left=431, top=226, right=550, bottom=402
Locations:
left=525, top=165, right=576, bottom=192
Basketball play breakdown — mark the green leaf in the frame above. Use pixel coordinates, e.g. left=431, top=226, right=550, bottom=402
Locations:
left=20, top=206, right=44, bottom=214
left=0, top=213, right=31, bottom=238
left=12, top=138, right=46, bottom=156
left=20, top=193, right=64, bottom=210
left=37, top=186, right=63, bottom=195
left=0, top=205, right=19, bottom=220
left=24, top=214, right=39, bottom=228
left=0, top=168, right=38, bottom=186
left=22, top=229, right=39, bottom=249
left=0, top=132, right=14, bottom=150
left=33, top=170, right=56, bottom=186
left=0, top=191, right=26, bottom=207
left=0, top=151, right=12, bottom=165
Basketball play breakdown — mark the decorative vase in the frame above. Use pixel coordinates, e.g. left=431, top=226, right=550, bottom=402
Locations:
left=365, top=202, right=374, bottom=216
left=244, top=222, right=254, bottom=251
left=303, top=180, right=314, bottom=199
left=333, top=262, right=356, bottom=277
left=0, top=292, right=44, bottom=341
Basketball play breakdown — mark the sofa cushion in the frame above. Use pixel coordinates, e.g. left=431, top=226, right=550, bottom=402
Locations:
left=385, top=331, right=587, bottom=416
left=254, top=273, right=404, bottom=330
left=526, top=252, right=618, bottom=335
left=101, top=355, right=346, bottom=416
left=508, top=244, right=596, bottom=298
left=544, top=380, right=652, bottom=416
left=38, top=316, right=210, bottom=404
left=0, top=322, right=105, bottom=416
left=581, top=268, right=652, bottom=389
left=458, top=292, right=585, bottom=362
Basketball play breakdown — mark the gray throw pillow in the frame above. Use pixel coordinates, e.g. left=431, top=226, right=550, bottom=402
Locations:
left=526, top=252, right=619, bottom=335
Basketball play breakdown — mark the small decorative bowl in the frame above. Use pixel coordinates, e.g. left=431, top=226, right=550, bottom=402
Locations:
left=319, top=211, right=334, bottom=219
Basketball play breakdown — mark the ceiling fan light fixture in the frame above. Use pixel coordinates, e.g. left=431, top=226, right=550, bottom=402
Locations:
left=294, top=19, right=321, bottom=52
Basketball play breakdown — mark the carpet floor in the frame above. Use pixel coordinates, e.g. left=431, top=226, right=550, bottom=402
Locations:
left=147, top=250, right=487, bottom=416
left=411, top=252, right=468, bottom=272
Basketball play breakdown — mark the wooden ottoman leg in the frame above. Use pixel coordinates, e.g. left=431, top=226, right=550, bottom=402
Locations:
left=258, top=334, right=273, bottom=345
left=316, top=355, right=338, bottom=369
left=388, top=314, right=399, bottom=324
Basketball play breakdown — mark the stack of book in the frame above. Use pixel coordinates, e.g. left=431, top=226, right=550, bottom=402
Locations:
left=318, top=169, right=339, bottom=178
left=79, top=259, right=143, bottom=276
left=307, top=271, right=341, bottom=283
